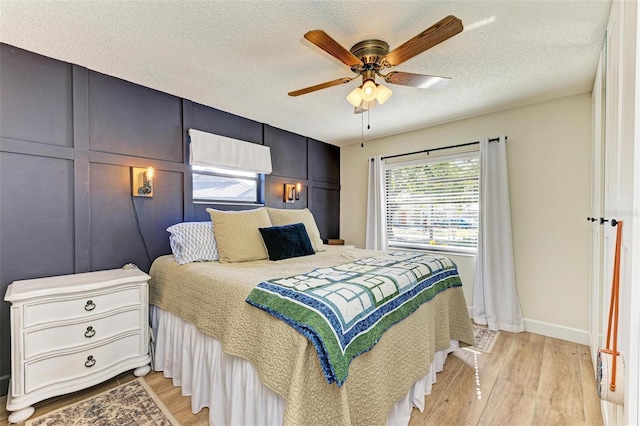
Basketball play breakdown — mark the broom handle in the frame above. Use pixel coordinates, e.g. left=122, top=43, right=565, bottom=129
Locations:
left=610, top=221, right=623, bottom=391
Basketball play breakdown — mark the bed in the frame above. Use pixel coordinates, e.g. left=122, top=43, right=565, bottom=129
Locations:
left=149, top=244, right=474, bottom=426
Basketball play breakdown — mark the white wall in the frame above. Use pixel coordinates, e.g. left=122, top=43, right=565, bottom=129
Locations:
left=341, top=94, right=592, bottom=340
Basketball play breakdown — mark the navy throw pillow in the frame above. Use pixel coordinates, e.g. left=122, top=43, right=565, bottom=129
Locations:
left=259, top=222, right=315, bottom=261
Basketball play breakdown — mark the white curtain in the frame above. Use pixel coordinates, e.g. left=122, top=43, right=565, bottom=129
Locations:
left=473, top=136, right=524, bottom=332
left=365, top=156, right=388, bottom=250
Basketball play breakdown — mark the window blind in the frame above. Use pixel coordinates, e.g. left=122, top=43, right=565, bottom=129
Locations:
left=189, top=128, right=272, bottom=174
left=385, top=153, right=479, bottom=252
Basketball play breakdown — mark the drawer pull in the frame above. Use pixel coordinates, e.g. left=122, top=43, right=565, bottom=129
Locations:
left=85, top=356, right=96, bottom=368
left=84, top=300, right=96, bottom=311
left=84, top=326, right=96, bottom=338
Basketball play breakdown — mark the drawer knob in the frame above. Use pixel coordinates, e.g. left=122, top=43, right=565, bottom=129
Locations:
left=84, top=326, right=96, bottom=338
left=85, top=355, right=96, bottom=368
left=84, top=300, right=96, bottom=311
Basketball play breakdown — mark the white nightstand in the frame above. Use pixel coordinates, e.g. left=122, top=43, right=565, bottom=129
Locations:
left=4, top=266, right=152, bottom=424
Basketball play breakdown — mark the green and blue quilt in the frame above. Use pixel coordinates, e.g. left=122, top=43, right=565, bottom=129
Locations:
left=245, top=251, right=463, bottom=386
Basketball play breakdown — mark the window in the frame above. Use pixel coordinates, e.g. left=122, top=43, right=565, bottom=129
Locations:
left=385, top=152, right=479, bottom=253
left=192, top=165, right=260, bottom=203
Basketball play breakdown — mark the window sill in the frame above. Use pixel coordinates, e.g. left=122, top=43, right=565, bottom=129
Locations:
left=194, top=201, right=265, bottom=207
left=388, top=243, right=476, bottom=257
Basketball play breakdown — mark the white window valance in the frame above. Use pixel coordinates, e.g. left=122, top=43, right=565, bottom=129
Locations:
left=188, top=128, right=272, bottom=174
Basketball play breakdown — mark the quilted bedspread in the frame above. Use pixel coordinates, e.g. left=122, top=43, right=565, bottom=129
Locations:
left=149, top=247, right=474, bottom=426
left=246, top=251, right=463, bottom=386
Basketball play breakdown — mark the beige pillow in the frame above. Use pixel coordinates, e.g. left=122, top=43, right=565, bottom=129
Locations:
left=266, top=208, right=326, bottom=252
left=206, top=208, right=272, bottom=263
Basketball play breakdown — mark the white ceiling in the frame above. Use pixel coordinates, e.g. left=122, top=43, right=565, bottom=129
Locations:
left=0, top=1, right=611, bottom=147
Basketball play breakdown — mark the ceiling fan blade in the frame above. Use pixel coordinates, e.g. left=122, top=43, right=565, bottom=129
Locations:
left=384, top=71, right=450, bottom=89
left=288, top=77, right=355, bottom=97
left=382, top=15, right=463, bottom=67
left=304, top=30, right=362, bottom=68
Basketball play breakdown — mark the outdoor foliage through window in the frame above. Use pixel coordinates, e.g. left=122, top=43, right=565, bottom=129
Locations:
left=385, top=153, right=479, bottom=252
left=193, top=165, right=259, bottom=203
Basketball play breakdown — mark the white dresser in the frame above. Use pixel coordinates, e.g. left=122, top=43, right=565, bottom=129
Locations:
left=4, top=266, right=152, bottom=424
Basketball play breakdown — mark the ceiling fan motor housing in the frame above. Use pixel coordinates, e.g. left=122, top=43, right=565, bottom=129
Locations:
left=350, top=39, right=390, bottom=68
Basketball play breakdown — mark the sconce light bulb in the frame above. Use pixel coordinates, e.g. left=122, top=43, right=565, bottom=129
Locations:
left=296, top=183, right=302, bottom=193
left=146, top=167, right=154, bottom=180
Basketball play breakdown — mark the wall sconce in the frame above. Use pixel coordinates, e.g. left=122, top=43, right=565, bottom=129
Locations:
left=131, top=167, right=154, bottom=197
left=284, top=183, right=302, bottom=203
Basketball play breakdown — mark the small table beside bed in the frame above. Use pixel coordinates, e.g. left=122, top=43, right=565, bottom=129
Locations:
left=149, top=207, right=474, bottom=426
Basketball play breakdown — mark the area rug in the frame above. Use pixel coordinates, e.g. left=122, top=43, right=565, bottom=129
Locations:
left=26, top=378, right=178, bottom=426
left=472, top=325, right=500, bottom=353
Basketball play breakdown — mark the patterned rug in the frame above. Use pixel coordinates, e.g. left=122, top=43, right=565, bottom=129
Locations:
left=472, top=325, right=500, bottom=353
left=26, top=378, right=178, bottom=426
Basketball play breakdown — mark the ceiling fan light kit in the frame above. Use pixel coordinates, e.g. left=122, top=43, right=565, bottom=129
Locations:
left=375, top=84, right=393, bottom=105
left=346, top=86, right=363, bottom=107
left=361, top=80, right=377, bottom=102
left=288, top=15, right=464, bottom=112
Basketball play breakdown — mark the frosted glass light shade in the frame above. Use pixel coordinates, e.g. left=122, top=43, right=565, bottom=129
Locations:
left=375, top=84, right=393, bottom=105
left=346, top=87, right=363, bottom=107
left=361, top=80, right=377, bottom=102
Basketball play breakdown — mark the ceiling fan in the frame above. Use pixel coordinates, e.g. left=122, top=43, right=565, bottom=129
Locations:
left=288, top=15, right=463, bottom=113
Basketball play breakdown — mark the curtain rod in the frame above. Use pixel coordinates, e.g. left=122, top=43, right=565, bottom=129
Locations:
left=380, top=136, right=507, bottom=161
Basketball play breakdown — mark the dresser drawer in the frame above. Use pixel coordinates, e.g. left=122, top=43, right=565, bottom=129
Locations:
left=24, top=308, right=142, bottom=360
left=23, top=286, right=142, bottom=328
left=24, top=333, right=143, bottom=394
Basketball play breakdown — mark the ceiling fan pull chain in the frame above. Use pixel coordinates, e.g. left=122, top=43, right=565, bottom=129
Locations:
left=361, top=108, right=365, bottom=148
left=367, top=108, right=371, bottom=130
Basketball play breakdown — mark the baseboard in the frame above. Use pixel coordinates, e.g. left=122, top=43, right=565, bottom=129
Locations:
left=466, top=306, right=589, bottom=345
left=523, top=319, right=589, bottom=344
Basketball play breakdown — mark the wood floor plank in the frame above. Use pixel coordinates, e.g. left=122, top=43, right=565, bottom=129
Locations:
left=478, top=378, right=536, bottom=426
left=146, top=371, right=181, bottom=398
left=173, top=404, right=209, bottom=426
left=547, top=336, right=580, bottom=351
left=411, top=348, right=470, bottom=422
left=537, top=340, right=585, bottom=420
left=423, top=344, right=507, bottom=426
left=499, top=331, right=545, bottom=389
left=532, top=404, right=586, bottom=426
left=116, top=373, right=138, bottom=385
left=408, top=412, right=425, bottom=426
left=154, top=382, right=192, bottom=414
left=580, top=358, right=604, bottom=425
left=579, top=344, right=593, bottom=362
left=484, top=329, right=516, bottom=356
left=145, top=370, right=172, bottom=387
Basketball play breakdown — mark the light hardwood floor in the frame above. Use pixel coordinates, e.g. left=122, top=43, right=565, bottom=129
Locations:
left=0, top=331, right=603, bottom=426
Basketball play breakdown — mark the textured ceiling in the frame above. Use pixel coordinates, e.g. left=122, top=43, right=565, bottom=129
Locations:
left=0, top=1, right=610, bottom=147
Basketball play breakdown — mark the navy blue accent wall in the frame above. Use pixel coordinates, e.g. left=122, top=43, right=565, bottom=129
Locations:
left=0, top=43, right=340, bottom=396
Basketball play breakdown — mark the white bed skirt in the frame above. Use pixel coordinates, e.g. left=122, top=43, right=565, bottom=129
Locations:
left=151, top=306, right=458, bottom=426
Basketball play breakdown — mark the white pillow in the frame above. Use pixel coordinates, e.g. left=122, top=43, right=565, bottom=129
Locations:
left=166, top=222, right=218, bottom=265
